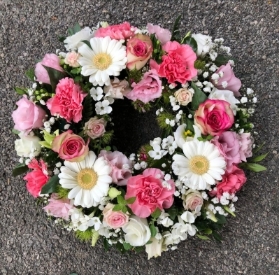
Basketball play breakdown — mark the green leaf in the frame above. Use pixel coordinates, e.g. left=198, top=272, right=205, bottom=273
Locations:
left=91, top=229, right=99, bottom=246
left=151, top=208, right=161, bottom=219
left=150, top=224, right=157, bottom=237
left=14, top=87, right=26, bottom=95
left=26, top=68, right=35, bottom=81
left=244, top=163, right=267, bottom=172
left=12, top=163, right=29, bottom=177
left=250, top=153, right=268, bottom=163
left=123, top=242, right=132, bottom=250
left=12, top=129, right=20, bottom=135
left=68, top=23, right=81, bottom=36
left=103, top=238, right=110, bottom=251
left=125, top=197, right=136, bottom=204
left=168, top=206, right=179, bottom=220
left=41, top=175, right=59, bottom=194
left=197, top=234, right=211, bottom=241
left=183, top=37, right=197, bottom=52
left=214, top=55, right=234, bottom=67
left=171, top=15, right=182, bottom=41
left=69, top=273, right=78, bottom=275
left=216, top=214, right=227, bottom=225
left=117, top=195, right=126, bottom=205
left=42, top=65, right=67, bottom=92
left=203, top=228, right=212, bottom=235
left=82, top=94, right=94, bottom=123
left=112, top=205, right=123, bottom=211
left=191, top=82, right=207, bottom=110
left=81, top=40, right=92, bottom=49
left=212, top=231, right=222, bottom=242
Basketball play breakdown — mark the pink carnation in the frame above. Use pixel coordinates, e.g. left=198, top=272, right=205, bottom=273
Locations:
left=125, top=69, right=162, bottom=103
left=43, top=194, right=73, bottom=220
left=147, top=23, right=171, bottom=45
left=211, top=165, right=247, bottom=198
left=94, top=22, right=134, bottom=40
left=99, top=150, right=132, bottom=186
left=212, top=131, right=242, bottom=172
left=35, top=53, right=64, bottom=84
left=150, top=41, right=197, bottom=84
left=23, top=159, right=49, bottom=198
left=12, top=95, right=46, bottom=133
left=212, top=63, right=241, bottom=97
left=47, top=77, right=86, bottom=123
left=125, top=168, right=175, bottom=218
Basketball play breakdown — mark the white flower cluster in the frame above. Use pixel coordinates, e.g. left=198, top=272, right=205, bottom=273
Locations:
left=148, top=136, right=177, bottom=160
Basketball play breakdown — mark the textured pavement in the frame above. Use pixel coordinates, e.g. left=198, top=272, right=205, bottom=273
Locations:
left=0, top=0, right=279, bottom=274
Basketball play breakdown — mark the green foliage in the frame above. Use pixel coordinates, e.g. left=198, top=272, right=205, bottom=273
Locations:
left=42, top=65, right=67, bottom=92
left=75, top=229, right=93, bottom=242
left=14, top=87, right=27, bottom=95
left=25, top=68, right=35, bottom=81
left=197, top=234, right=211, bottom=241
left=171, top=15, right=182, bottom=41
left=150, top=223, right=157, bottom=237
left=194, top=60, right=206, bottom=70
left=12, top=163, right=29, bottom=177
left=214, top=55, right=234, bottom=67
left=68, top=23, right=81, bottom=36
left=82, top=94, right=94, bottom=123
left=112, top=195, right=136, bottom=213
left=128, top=68, right=142, bottom=83
left=190, top=82, right=207, bottom=110
left=56, top=186, right=70, bottom=198
left=156, top=111, right=175, bottom=133
left=182, top=36, right=198, bottom=52
left=151, top=208, right=161, bottom=219
left=81, top=40, right=92, bottom=49
left=132, top=100, right=152, bottom=112
left=41, top=175, right=59, bottom=194
left=240, top=162, right=267, bottom=172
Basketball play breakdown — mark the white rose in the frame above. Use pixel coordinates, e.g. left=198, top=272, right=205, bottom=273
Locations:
left=64, top=27, right=93, bottom=51
left=191, top=33, right=213, bottom=56
left=209, top=88, right=240, bottom=115
left=145, top=237, right=165, bottom=259
left=15, top=134, right=41, bottom=158
left=174, top=88, right=193, bottom=106
left=122, top=216, right=151, bottom=247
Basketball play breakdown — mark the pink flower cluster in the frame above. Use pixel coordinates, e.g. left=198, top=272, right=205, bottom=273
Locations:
left=125, top=168, right=175, bottom=218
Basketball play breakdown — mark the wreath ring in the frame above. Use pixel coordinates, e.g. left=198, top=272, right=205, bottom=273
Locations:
left=12, top=19, right=266, bottom=259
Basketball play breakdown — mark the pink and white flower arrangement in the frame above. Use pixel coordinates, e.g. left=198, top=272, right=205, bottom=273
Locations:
left=12, top=18, right=266, bottom=259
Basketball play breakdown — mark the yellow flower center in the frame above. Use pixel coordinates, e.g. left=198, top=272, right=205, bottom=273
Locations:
left=93, top=53, right=112, bottom=70
left=77, top=168, right=98, bottom=190
left=184, top=130, right=193, bottom=137
left=189, top=155, right=209, bottom=175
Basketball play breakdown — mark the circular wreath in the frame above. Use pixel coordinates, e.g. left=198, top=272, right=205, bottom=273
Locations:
left=12, top=19, right=267, bottom=259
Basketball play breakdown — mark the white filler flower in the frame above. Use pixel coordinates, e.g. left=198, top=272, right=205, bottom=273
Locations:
left=59, top=151, right=112, bottom=208
left=172, top=140, right=226, bottom=190
left=78, top=37, right=127, bottom=86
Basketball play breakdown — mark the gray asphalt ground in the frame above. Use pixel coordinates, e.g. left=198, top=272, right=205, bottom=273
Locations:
left=0, top=0, right=279, bottom=274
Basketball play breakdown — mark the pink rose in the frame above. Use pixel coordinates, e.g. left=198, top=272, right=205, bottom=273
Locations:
left=182, top=189, right=203, bottom=211
left=212, top=165, right=247, bottom=198
left=212, top=131, right=242, bottom=172
left=12, top=95, right=46, bottom=132
left=95, top=22, right=134, bottom=40
left=212, top=63, right=241, bottom=97
left=35, top=53, right=64, bottom=84
left=43, top=194, right=73, bottom=220
left=125, top=168, right=175, bottom=218
left=84, top=117, right=107, bottom=139
left=23, top=159, right=49, bottom=198
left=125, top=69, right=162, bottom=103
left=150, top=41, right=197, bottom=84
left=238, top=133, right=253, bottom=161
left=103, top=78, right=131, bottom=99
left=126, top=34, right=153, bottom=70
left=64, top=52, right=80, bottom=67
left=47, top=77, right=86, bottom=123
left=99, top=150, right=132, bottom=186
left=147, top=23, right=171, bottom=45
left=103, top=203, right=129, bottom=229
left=194, top=99, right=234, bottom=136
left=52, top=130, right=89, bottom=162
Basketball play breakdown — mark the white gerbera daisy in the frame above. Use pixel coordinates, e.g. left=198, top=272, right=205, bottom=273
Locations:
left=59, top=151, right=112, bottom=208
left=78, top=37, right=127, bottom=86
left=172, top=140, right=226, bottom=190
